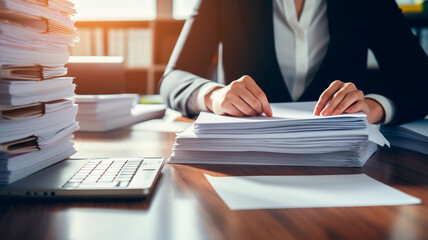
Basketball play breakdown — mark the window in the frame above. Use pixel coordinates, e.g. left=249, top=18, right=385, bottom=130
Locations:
left=173, top=0, right=198, bottom=19
left=75, top=0, right=157, bottom=21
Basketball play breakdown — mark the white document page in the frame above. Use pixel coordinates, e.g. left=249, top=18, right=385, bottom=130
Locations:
left=401, top=119, right=428, bottom=137
left=206, top=174, right=420, bottom=210
left=196, top=102, right=366, bottom=124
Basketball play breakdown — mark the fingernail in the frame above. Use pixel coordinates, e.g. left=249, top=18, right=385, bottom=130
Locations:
left=332, top=109, right=339, bottom=115
left=321, top=110, right=329, bottom=116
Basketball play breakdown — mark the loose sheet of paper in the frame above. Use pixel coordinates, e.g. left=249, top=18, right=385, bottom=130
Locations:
left=205, top=174, right=420, bottom=210
left=402, top=119, right=428, bottom=137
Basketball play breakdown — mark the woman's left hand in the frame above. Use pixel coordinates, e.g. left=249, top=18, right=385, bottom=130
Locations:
left=313, top=80, right=385, bottom=124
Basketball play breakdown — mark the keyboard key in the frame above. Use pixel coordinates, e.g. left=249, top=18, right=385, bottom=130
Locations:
left=88, top=160, right=101, bottom=164
left=115, top=177, right=132, bottom=182
left=122, top=167, right=137, bottom=172
left=113, top=160, right=126, bottom=164
left=71, top=175, right=86, bottom=180
left=111, top=162, right=125, bottom=165
left=62, top=182, right=80, bottom=188
left=141, top=166, right=157, bottom=170
left=125, top=163, right=140, bottom=166
left=73, top=175, right=88, bottom=179
left=81, top=166, right=95, bottom=169
left=109, top=167, right=123, bottom=171
left=100, top=175, right=115, bottom=179
left=78, top=182, right=119, bottom=188
left=83, top=177, right=99, bottom=182
left=64, top=159, right=144, bottom=189
left=100, top=175, right=116, bottom=180
left=90, top=173, right=104, bottom=178
left=127, top=160, right=141, bottom=163
left=98, top=179, right=113, bottom=183
left=103, top=172, right=118, bottom=176
left=95, top=166, right=108, bottom=171
left=85, top=163, right=98, bottom=167
left=125, top=163, right=139, bottom=166
left=118, top=182, right=130, bottom=187
left=106, top=167, right=120, bottom=170
left=99, top=160, right=113, bottom=164
left=117, top=174, right=134, bottom=179
left=68, top=178, right=83, bottom=183
left=75, top=176, right=89, bottom=179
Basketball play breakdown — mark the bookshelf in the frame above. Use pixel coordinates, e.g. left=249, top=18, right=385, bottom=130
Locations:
left=72, top=19, right=184, bottom=95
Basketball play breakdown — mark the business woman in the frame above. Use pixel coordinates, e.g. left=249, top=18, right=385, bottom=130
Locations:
left=160, top=0, right=428, bottom=124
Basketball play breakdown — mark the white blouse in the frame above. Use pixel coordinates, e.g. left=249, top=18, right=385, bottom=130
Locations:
left=274, top=0, right=329, bottom=101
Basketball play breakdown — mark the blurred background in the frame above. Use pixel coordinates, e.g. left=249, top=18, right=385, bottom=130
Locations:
left=69, top=0, right=428, bottom=96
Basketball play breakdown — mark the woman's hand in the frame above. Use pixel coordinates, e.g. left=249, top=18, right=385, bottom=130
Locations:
left=314, top=80, right=385, bottom=124
left=204, top=75, right=273, bottom=117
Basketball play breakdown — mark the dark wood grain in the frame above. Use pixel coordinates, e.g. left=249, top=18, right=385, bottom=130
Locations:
left=0, top=123, right=427, bottom=240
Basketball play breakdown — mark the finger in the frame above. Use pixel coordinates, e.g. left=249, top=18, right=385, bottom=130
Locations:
left=237, top=89, right=263, bottom=115
left=242, top=76, right=272, bottom=117
left=345, top=100, right=370, bottom=115
left=331, top=90, right=364, bottom=115
left=221, top=102, right=245, bottom=117
left=230, top=94, right=259, bottom=116
left=314, top=80, right=344, bottom=115
left=229, top=78, right=263, bottom=115
left=320, top=83, right=357, bottom=116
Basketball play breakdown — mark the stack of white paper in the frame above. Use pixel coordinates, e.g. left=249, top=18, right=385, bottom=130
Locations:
left=0, top=0, right=78, bottom=66
left=170, top=102, right=389, bottom=167
left=381, top=119, right=428, bottom=155
left=0, top=77, right=75, bottom=106
left=0, top=0, right=78, bottom=184
left=0, top=100, right=78, bottom=143
left=75, top=94, right=166, bottom=132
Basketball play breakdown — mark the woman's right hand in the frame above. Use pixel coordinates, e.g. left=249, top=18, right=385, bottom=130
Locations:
left=204, top=75, right=272, bottom=117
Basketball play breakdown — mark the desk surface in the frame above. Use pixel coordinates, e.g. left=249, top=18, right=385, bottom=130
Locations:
left=0, top=121, right=427, bottom=240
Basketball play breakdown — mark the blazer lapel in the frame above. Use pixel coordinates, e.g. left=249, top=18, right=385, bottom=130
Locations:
left=239, top=0, right=291, bottom=102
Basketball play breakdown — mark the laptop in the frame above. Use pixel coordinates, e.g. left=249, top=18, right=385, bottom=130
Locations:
left=0, top=157, right=165, bottom=198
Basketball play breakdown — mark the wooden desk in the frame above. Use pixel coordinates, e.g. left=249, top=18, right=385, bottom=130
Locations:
left=0, top=123, right=427, bottom=240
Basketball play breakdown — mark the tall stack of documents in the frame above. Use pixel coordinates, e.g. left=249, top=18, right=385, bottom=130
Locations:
left=0, top=0, right=78, bottom=184
left=75, top=94, right=166, bottom=132
left=381, top=119, right=428, bottom=155
left=170, top=102, right=389, bottom=167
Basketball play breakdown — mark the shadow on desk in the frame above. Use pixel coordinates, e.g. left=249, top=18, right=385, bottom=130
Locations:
left=170, top=146, right=428, bottom=190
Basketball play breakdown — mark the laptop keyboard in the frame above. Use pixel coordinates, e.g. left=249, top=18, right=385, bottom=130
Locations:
left=62, top=159, right=143, bottom=189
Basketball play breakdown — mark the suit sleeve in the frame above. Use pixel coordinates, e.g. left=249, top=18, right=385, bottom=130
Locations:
left=368, top=0, right=428, bottom=124
left=159, top=0, right=220, bottom=117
